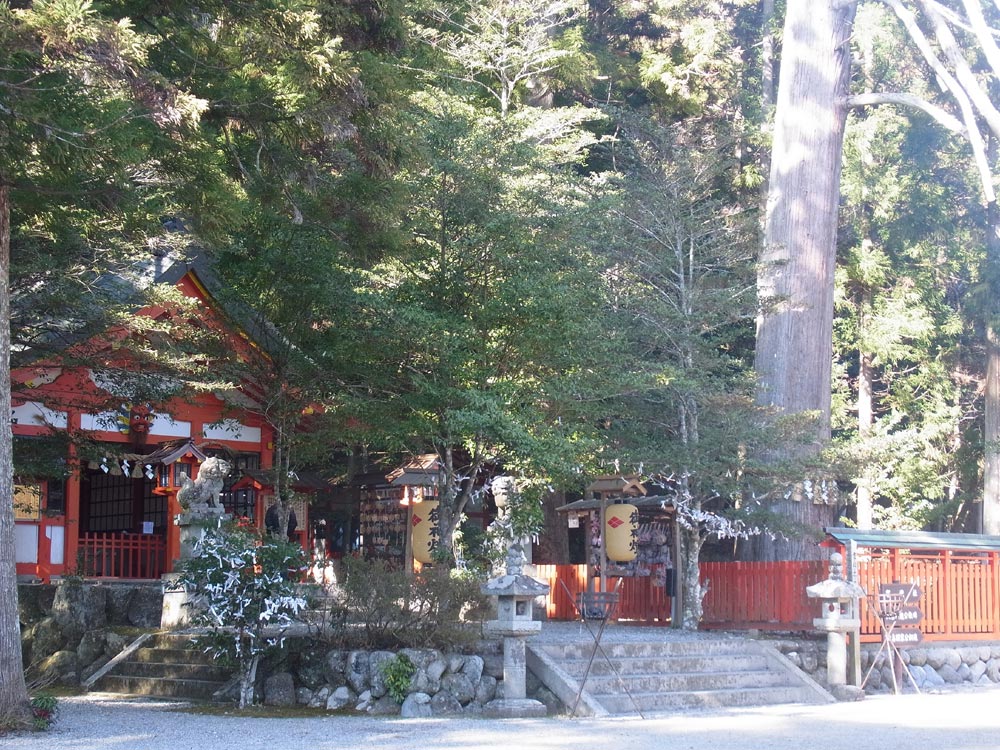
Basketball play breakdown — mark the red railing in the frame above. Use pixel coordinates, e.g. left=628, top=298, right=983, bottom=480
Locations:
left=78, top=532, right=166, bottom=579
left=537, top=552, right=1000, bottom=642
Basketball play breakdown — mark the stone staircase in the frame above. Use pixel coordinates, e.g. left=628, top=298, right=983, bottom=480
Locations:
left=527, top=634, right=833, bottom=716
left=85, top=632, right=233, bottom=702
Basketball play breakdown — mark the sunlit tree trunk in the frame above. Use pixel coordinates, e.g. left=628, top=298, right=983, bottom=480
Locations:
left=0, top=182, right=31, bottom=725
left=753, top=0, right=857, bottom=559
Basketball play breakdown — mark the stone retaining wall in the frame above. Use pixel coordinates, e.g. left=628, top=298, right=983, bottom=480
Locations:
left=263, top=641, right=559, bottom=716
left=18, top=581, right=164, bottom=687
left=772, top=636, right=1000, bottom=692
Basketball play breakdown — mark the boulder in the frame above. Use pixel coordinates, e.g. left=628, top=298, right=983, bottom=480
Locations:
left=369, top=696, right=401, bottom=716
left=326, top=686, right=356, bottom=711
left=76, top=629, right=107, bottom=666
left=51, top=584, right=107, bottom=646
left=907, top=649, right=928, bottom=667
left=296, top=687, right=314, bottom=705
left=37, top=650, right=79, bottom=687
left=959, top=647, right=983, bottom=666
left=426, top=657, right=448, bottom=682
left=441, top=673, right=476, bottom=705
left=987, top=659, right=1000, bottom=682
left=475, top=675, right=498, bottom=704
left=430, top=690, right=463, bottom=715
left=307, top=686, right=331, bottom=709
left=401, top=692, right=433, bottom=718
left=324, top=650, right=347, bottom=683
left=263, top=672, right=296, bottom=707
left=28, top=617, right=66, bottom=663
left=368, top=651, right=395, bottom=699
left=461, top=655, right=485, bottom=684
left=346, top=651, right=370, bottom=693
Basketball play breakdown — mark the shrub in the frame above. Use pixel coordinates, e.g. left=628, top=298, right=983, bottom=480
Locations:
left=379, top=653, right=416, bottom=703
left=176, top=522, right=309, bottom=707
left=29, top=694, right=57, bottom=731
left=334, top=556, right=488, bottom=650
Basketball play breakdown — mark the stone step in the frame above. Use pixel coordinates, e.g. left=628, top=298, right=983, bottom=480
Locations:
left=580, top=668, right=793, bottom=695
left=538, top=639, right=750, bottom=660
left=114, top=660, right=231, bottom=682
left=95, top=674, right=226, bottom=701
left=554, top=653, right=770, bottom=677
left=131, top=647, right=219, bottom=666
left=597, top=685, right=818, bottom=714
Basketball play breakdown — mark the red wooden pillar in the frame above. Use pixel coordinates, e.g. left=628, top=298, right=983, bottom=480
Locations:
left=164, top=492, right=181, bottom=574
left=64, top=410, right=82, bottom=575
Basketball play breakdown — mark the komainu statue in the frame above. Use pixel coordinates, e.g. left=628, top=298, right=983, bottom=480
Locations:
left=176, top=457, right=231, bottom=510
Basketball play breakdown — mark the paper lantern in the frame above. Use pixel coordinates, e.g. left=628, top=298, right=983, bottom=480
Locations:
left=411, top=500, right=440, bottom=564
left=605, top=503, right=638, bottom=562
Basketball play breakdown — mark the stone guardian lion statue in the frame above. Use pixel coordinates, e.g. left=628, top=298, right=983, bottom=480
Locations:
left=176, top=456, right=231, bottom=510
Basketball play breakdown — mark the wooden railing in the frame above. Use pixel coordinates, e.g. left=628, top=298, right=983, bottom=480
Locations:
left=78, top=532, right=166, bottom=579
left=537, top=552, right=1000, bottom=642
left=700, top=560, right=824, bottom=630
left=534, top=564, right=672, bottom=624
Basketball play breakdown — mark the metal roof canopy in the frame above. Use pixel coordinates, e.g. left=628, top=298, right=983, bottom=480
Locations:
left=556, top=495, right=675, bottom=513
left=824, top=526, right=1000, bottom=553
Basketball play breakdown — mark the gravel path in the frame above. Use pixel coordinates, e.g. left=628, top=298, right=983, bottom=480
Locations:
left=5, top=686, right=1000, bottom=750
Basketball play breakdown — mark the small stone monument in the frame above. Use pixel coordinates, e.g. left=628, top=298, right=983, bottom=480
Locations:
left=161, top=459, right=232, bottom=628
left=481, top=542, right=550, bottom=717
left=806, top=551, right=865, bottom=694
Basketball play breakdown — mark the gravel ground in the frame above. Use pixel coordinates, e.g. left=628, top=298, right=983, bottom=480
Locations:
left=5, top=685, right=1000, bottom=750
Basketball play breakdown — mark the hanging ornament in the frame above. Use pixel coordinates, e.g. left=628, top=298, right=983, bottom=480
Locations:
left=144, top=464, right=155, bottom=480
left=100, top=458, right=109, bottom=474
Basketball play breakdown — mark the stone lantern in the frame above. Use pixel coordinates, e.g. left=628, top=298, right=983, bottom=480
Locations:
left=806, top=552, right=865, bottom=689
left=480, top=544, right=550, bottom=717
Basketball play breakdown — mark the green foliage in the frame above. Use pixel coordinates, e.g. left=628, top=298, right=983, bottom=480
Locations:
left=29, top=694, right=58, bottom=731
left=335, top=556, right=486, bottom=649
left=378, top=653, right=416, bottom=703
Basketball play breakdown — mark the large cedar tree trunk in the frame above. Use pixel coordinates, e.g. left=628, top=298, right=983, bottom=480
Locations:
left=0, top=183, right=31, bottom=724
left=752, top=0, right=858, bottom=560
left=983, top=197, right=1000, bottom=535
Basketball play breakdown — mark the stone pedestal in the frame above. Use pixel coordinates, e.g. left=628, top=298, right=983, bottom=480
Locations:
left=160, top=507, right=228, bottom=629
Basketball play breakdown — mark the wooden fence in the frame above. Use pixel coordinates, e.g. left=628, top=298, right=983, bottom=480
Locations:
left=78, top=532, right=166, bottom=579
left=537, top=551, right=1000, bottom=642
left=534, top=564, right=672, bottom=624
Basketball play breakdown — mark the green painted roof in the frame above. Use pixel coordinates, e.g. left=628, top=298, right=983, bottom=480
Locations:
left=824, top=527, right=1000, bottom=552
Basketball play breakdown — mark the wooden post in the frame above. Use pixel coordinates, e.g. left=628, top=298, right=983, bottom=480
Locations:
left=599, top=495, right=607, bottom=594
left=672, top=513, right=683, bottom=628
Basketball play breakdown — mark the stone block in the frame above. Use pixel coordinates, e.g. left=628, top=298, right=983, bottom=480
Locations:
left=264, top=672, right=296, bottom=707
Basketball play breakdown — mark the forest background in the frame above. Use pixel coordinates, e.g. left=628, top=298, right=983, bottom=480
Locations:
left=4, top=0, right=1000, bottom=720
